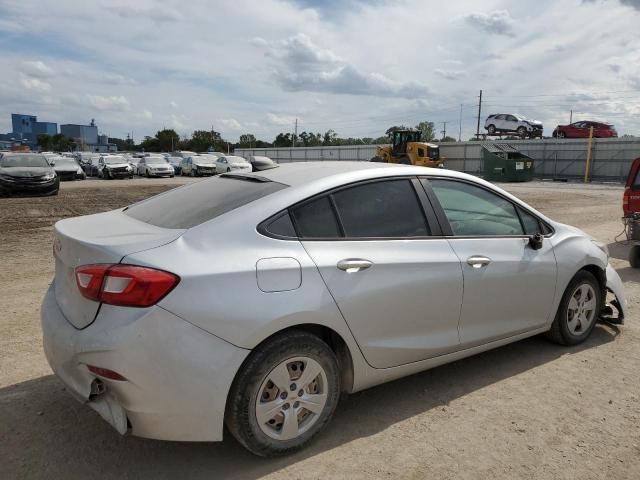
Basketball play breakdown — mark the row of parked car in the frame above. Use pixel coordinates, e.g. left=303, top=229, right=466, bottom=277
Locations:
left=39, top=151, right=277, bottom=181
left=484, top=114, right=618, bottom=139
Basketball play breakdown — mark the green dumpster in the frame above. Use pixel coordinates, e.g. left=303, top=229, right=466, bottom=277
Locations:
left=482, top=143, right=534, bottom=182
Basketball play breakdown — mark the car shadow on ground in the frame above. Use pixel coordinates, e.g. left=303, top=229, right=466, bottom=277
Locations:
left=0, top=326, right=619, bottom=479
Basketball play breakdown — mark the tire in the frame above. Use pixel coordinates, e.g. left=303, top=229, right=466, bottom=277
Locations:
left=370, top=156, right=386, bottom=163
left=146, top=170, right=150, bottom=178
left=225, top=330, right=340, bottom=457
left=517, top=126, right=527, bottom=137
left=557, top=131, right=566, bottom=139
left=546, top=271, right=602, bottom=346
left=487, top=124, right=496, bottom=135
left=227, top=168, right=231, bottom=173
left=629, top=245, right=640, bottom=268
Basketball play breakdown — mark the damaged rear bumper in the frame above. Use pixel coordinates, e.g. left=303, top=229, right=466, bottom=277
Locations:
left=41, top=284, right=249, bottom=441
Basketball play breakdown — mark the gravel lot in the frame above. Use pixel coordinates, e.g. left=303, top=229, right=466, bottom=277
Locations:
left=1, top=177, right=639, bottom=480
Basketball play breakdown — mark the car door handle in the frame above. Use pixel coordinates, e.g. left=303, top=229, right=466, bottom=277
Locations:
left=467, top=256, right=491, bottom=268
left=337, top=259, right=373, bottom=273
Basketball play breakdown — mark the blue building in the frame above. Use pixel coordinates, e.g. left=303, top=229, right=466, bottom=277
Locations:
left=33, top=121, right=57, bottom=136
left=11, top=113, right=38, bottom=135
left=60, top=123, right=98, bottom=147
left=9, top=113, right=58, bottom=147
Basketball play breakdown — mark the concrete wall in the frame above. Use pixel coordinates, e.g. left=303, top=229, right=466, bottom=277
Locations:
left=236, top=137, right=640, bottom=182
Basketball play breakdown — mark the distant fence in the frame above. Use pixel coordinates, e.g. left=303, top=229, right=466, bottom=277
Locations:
left=236, top=137, right=640, bottom=182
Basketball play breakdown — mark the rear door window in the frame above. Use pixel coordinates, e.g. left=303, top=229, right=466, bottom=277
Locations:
left=124, top=175, right=287, bottom=229
left=332, top=180, right=430, bottom=238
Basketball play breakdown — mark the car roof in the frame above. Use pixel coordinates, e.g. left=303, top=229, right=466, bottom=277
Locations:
left=242, top=161, right=473, bottom=187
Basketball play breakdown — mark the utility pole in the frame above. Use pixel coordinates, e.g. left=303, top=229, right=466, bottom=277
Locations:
left=458, top=104, right=462, bottom=142
left=441, top=122, right=447, bottom=141
left=292, top=118, right=298, bottom=148
left=476, top=90, right=483, bottom=138
left=570, top=109, right=573, bottom=124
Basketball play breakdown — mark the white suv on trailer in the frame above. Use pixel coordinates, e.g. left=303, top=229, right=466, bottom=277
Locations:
left=484, top=114, right=543, bottom=137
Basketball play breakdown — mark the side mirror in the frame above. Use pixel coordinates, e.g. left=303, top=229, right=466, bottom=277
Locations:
left=529, top=233, right=543, bottom=250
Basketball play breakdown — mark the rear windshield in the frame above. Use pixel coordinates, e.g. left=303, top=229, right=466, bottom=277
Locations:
left=124, top=175, right=288, bottom=228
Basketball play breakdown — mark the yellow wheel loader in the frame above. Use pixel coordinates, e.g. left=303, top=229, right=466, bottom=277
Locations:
left=370, top=127, right=443, bottom=168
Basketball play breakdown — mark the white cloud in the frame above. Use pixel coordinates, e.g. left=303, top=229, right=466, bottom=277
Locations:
left=267, top=113, right=297, bottom=126
left=21, top=60, right=54, bottom=78
left=86, top=95, right=130, bottom=111
left=258, top=33, right=429, bottom=98
left=434, top=69, right=466, bottom=80
left=105, top=5, right=182, bottom=23
left=464, top=10, right=515, bottom=36
left=219, top=118, right=243, bottom=130
left=20, top=76, right=51, bottom=92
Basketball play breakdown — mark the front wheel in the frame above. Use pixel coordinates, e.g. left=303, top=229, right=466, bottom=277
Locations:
left=517, top=126, right=527, bottom=137
left=546, top=271, right=602, bottom=346
left=225, top=330, right=340, bottom=457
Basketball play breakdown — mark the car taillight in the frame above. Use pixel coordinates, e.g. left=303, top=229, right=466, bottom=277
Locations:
left=623, top=188, right=631, bottom=216
left=75, top=264, right=179, bottom=307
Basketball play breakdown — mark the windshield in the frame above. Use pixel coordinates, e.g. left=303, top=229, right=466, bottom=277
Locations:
left=195, top=156, right=216, bottom=164
left=147, top=157, right=168, bottom=165
left=227, top=156, right=247, bottom=164
left=53, top=157, right=78, bottom=167
left=103, top=156, right=126, bottom=164
left=0, top=154, right=49, bottom=168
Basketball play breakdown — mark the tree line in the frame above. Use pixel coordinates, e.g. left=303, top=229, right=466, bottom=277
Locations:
left=36, top=121, right=459, bottom=152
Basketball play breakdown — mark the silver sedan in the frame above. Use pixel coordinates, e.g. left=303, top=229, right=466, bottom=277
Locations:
left=41, top=162, right=625, bottom=456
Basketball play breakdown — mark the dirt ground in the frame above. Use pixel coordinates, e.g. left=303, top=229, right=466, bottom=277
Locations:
left=1, top=178, right=639, bottom=480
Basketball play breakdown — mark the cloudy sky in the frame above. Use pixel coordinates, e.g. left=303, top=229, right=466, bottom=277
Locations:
left=0, top=0, right=639, bottom=142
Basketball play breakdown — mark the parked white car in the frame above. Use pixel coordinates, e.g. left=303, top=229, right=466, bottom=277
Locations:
left=484, top=113, right=543, bottom=137
left=97, top=155, right=134, bottom=180
left=180, top=155, right=217, bottom=176
left=137, top=156, right=174, bottom=177
left=215, top=155, right=252, bottom=174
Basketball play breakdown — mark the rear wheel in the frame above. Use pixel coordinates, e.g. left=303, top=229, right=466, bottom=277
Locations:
left=629, top=245, right=640, bottom=268
left=546, top=271, right=601, bottom=345
left=487, top=124, right=496, bottom=135
left=557, top=131, right=566, bottom=139
left=226, top=330, right=340, bottom=457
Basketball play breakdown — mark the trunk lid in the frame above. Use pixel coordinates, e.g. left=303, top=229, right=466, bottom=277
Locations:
left=53, top=209, right=185, bottom=329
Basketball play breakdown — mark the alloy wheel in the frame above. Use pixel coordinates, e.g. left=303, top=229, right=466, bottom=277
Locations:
left=255, top=356, right=328, bottom=441
left=566, top=283, right=597, bottom=335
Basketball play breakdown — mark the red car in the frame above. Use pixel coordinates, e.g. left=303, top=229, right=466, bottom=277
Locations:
left=553, top=121, right=617, bottom=138
left=623, top=157, right=640, bottom=266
